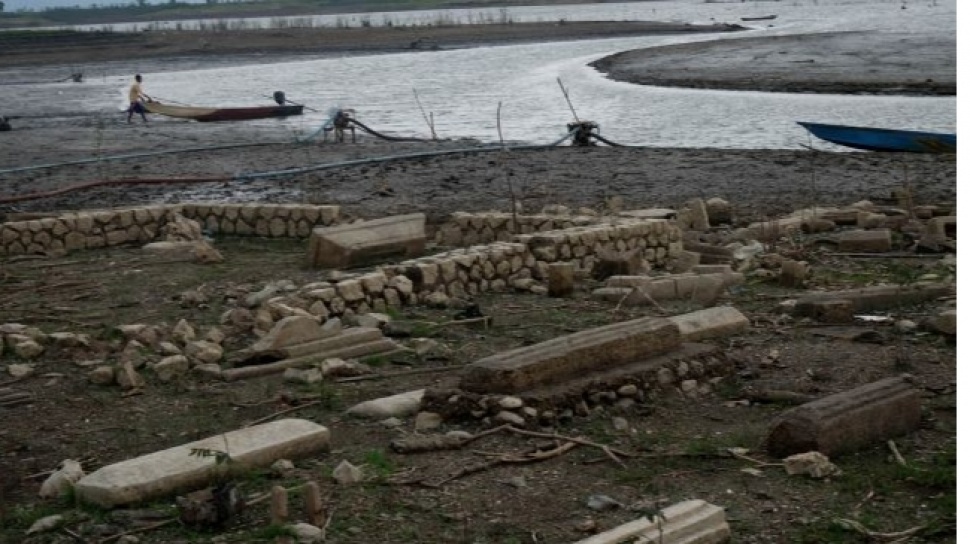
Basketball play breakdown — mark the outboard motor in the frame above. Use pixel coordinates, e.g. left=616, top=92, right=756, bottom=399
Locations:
left=0, top=116, right=11, bottom=132
left=273, top=91, right=286, bottom=106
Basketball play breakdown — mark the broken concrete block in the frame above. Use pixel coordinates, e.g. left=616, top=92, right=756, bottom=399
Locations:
left=778, top=260, right=810, bottom=288
left=251, top=316, right=326, bottom=352
left=75, top=419, right=330, bottom=508
left=783, top=451, right=841, bottom=479
left=705, top=197, right=732, bottom=226
left=925, top=215, right=956, bottom=239
left=572, top=499, right=729, bottom=544
left=307, top=213, right=426, bottom=269
left=792, top=283, right=955, bottom=318
left=837, top=229, right=892, bottom=253
left=765, top=377, right=921, bottom=458
left=591, top=248, right=647, bottom=280
left=678, top=198, right=710, bottom=231
left=682, top=242, right=733, bottom=264
left=667, top=250, right=702, bottom=274
left=669, top=307, right=749, bottom=342
left=222, top=329, right=402, bottom=381
left=461, top=316, right=681, bottom=393
left=931, top=309, right=956, bottom=335
left=346, top=389, right=425, bottom=419
left=547, top=262, right=575, bottom=297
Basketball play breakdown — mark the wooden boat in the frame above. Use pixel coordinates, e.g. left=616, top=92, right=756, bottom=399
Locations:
left=797, top=122, right=956, bottom=153
left=144, top=101, right=304, bottom=122
left=741, top=15, right=777, bottom=21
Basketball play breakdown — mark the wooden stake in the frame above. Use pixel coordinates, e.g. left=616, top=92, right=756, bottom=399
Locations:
left=557, top=77, right=581, bottom=123
left=304, top=481, right=325, bottom=528
left=270, top=485, right=288, bottom=525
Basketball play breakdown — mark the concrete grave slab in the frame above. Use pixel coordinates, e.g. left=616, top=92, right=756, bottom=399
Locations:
left=461, top=316, right=681, bottom=393
left=307, top=213, right=426, bottom=269
left=766, top=376, right=921, bottom=458
left=75, top=419, right=330, bottom=508
left=792, top=282, right=954, bottom=318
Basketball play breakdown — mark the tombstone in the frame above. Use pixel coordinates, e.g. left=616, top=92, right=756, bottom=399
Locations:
left=307, top=213, right=426, bottom=269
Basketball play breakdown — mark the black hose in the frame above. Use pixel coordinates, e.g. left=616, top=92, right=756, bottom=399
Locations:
left=348, top=118, right=431, bottom=143
left=590, top=133, right=626, bottom=147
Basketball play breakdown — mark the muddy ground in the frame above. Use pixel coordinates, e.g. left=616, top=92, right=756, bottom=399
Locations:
left=0, top=18, right=958, bottom=544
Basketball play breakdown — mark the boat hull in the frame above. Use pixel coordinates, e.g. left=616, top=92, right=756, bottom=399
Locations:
left=145, top=102, right=304, bottom=122
left=797, top=122, right=956, bottom=153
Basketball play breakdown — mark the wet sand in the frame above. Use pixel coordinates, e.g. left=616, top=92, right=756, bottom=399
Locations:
left=590, top=31, right=956, bottom=95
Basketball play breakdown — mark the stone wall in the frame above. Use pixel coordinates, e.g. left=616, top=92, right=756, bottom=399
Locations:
left=435, top=212, right=602, bottom=246
left=258, top=218, right=683, bottom=324
left=0, top=203, right=342, bottom=256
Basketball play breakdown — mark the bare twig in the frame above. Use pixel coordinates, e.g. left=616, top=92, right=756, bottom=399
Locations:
left=887, top=440, right=907, bottom=466
left=833, top=518, right=925, bottom=541
left=244, top=401, right=321, bottom=427
left=412, top=88, right=437, bottom=140
left=429, top=441, right=578, bottom=487
left=98, top=518, right=177, bottom=544
left=502, top=426, right=635, bottom=463
left=496, top=101, right=519, bottom=234
left=335, top=364, right=467, bottom=383
left=60, top=527, right=90, bottom=544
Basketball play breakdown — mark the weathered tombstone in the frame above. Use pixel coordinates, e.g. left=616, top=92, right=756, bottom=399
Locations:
left=307, top=213, right=426, bottom=269
left=75, top=419, right=331, bottom=508
left=765, top=377, right=921, bottom=458
left=461, top=316, right=681, bottom=393
left=837, top=229, right=892, bottom=253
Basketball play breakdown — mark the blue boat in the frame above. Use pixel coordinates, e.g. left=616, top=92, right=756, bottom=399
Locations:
left=797, top=122, right=956, bottom=153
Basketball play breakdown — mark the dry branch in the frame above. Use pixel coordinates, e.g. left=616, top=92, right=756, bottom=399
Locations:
left=336, top=364, right=467, bottom=383
left=244, top=401, right=320, bottom=427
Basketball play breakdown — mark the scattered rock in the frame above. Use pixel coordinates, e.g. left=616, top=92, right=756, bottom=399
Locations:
left=586, top=494, right=623, bottom=511
left=783, top=451, right=841, bottom=478
left=332, top=460, right=364, bottom=485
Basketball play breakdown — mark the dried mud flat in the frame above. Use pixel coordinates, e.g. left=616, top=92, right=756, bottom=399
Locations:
left=0, top=20, right=958, bottom=544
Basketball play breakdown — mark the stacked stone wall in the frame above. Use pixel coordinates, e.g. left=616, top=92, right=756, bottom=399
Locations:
left=0, top=203, right=342, bottom=256
left=435, top=213, right=601, bottom=246
left=269, top=218, right=682, bottom=322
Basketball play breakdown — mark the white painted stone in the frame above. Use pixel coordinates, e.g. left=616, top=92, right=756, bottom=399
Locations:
left=75, top=419, right=330, bottom=508
left=346, top=389, right=425, bottom=419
